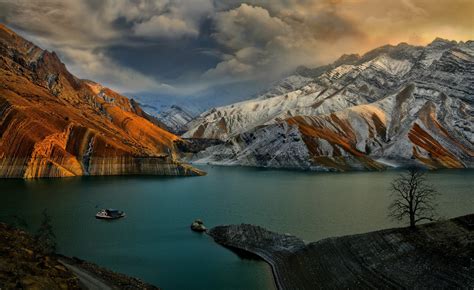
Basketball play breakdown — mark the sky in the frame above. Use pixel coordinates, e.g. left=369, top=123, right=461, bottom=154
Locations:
left=0, top=0, right=473, bottom=100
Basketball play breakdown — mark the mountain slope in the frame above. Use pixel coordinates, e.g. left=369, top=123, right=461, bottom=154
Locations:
left=137, top=103, right=195, bottom=134
left=156, top=105, right=194, bottom=134
left=0, top=24, right=202, bottom=178
left=185, top=39, right=474, bottom=170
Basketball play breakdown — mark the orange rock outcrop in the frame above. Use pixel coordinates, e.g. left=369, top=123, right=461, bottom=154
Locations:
left=0, top=24, right=203, bottom=178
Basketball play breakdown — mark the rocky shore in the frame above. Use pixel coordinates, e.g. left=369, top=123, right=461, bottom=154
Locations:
left=209, top=214, right=474, bottom=289
left=0, top=223, right=159, bottom=289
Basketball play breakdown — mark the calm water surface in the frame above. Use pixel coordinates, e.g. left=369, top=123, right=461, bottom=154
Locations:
left=0, top=166, right=473, bottom=289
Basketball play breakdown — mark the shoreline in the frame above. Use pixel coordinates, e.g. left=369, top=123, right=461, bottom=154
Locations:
left=252, top=249, right=284, bottom=290
left=57, top=255, right=159, bottom=290
left=208, top=215, right=474, bottom=289
left=191, top=162, right=474, bottom=174
left=0, top=222, right=159, bottom=289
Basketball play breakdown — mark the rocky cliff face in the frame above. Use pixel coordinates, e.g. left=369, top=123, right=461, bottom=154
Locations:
left=0, top=24, right=203, bottom=178
left=185, top=39, right=473, bottom=170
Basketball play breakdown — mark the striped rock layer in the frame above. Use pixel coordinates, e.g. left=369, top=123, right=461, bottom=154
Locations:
left=185, top=39, right=473, bottom=171
left=0, top=24, right=203, bottom=178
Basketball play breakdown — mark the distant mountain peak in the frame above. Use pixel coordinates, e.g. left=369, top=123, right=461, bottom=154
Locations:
left=428, top=37, right=458, bottom=49
left=334, top=53, right=361, bottom=65
left=431, top=37, right=457, bottom=44
left=183, top=39, right=473, bottom=171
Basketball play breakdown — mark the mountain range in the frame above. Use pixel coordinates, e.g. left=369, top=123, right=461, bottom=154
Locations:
left=0, top=24, right=202, bottom=178
left=182, top=39, right=473, bottom=171
left=1, top=23, right=472, bottom=175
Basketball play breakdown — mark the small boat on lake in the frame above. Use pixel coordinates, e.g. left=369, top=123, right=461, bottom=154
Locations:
left=95, top=209, right=126, bottom=220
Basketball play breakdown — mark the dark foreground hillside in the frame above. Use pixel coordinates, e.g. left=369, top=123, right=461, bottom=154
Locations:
left=210, top=214, right=474, bottom=289
left=0, top=223, right=159, bottom=289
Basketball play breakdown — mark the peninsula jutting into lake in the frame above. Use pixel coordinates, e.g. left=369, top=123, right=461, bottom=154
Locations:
left=1, top=0, right=473, bottom=289
left=209, top=215, right=474, bottom=289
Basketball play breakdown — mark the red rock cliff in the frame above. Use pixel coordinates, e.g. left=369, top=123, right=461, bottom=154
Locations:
left=0, top=24, right=203, bottom=178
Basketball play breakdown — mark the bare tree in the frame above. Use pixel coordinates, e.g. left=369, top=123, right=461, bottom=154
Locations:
left=388, top=168, right=439, bottom=228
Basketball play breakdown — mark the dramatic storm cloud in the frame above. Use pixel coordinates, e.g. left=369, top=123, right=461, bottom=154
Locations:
left=203, top=1, right=364, bottom=83
left=0, top=0, right=472, bottom=96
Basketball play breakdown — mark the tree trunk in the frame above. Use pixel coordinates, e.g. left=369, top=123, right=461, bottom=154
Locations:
left=409, top=212, right=416, bottom=228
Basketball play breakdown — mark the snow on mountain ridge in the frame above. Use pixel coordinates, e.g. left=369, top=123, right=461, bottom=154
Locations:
left=368, top=54, right=413, bottom=76
left=183, top=39, right=474, bottom=171
left=184, top=46, right=421, bottom=140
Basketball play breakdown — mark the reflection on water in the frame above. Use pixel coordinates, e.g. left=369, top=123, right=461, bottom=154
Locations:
left=0, top=167, right=472, bottom=290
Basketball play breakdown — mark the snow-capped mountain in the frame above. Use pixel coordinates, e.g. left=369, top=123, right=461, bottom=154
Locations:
left=184, top=39, right=474, bottom=171
left=129, top=79, right=273, bottom=129
left=155, top=105, right=194, bottom=134
left=131, top=94, right=208, bottom=117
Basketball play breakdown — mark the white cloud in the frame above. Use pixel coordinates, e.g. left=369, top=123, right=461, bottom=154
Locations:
left=0, top=0, right=212, bottom=92
left=133, top=15, right=199, bottom=38
left=59, top=47, right=172, bottom=93
left=202, top=3, right=364, bottom=83
left=131, top=0, right=213, bottom=38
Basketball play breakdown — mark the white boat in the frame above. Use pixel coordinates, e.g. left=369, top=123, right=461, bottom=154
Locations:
left=95, top=209, right=126, bottom=220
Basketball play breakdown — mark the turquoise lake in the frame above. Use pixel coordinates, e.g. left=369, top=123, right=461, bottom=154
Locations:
left=0, top=166, right=473, bottom=289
